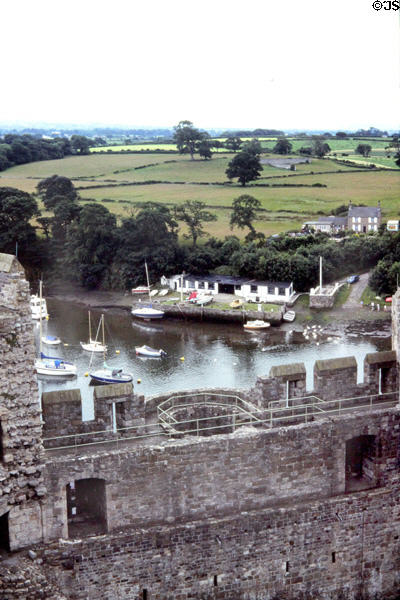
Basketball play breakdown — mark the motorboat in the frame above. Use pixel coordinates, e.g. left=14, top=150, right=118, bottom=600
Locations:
left=158, top=289, right=169, bottom=297
left=243, top=320, right=271, bottom=330
left=89, top=314, right=133, bottom=384
left=90, top=365, right=133, bottom=384
left=150, top=289, right=159, bottom=297
left=135, top=345, right=167, bottom=358
left=35, top=281, right=77, bottom=377
left=131, top=262, right=164, bottom=320
left=81, top=311, right=107, bottom=352
left=196, top=294, right=213, bottom=306
left=41, top=334, right=61, bottom=345
left=31, top=294, right=48, bottom=320
left=230, top=299, right=243, bottom=309
left=36, top=353, right=77, bottom=376
left=283, top=310, right=296, bottom=322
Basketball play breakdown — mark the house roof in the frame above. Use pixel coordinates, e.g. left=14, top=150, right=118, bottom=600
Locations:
left=180, top=274, right=292, bottom=288
left=348, top=206, right=380, bottom=218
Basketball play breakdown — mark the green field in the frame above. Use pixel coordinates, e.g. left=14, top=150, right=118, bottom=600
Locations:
left=1, top=150, right=399, bottom=240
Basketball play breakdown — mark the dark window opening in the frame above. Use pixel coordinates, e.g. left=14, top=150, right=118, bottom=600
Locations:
left=234, top=284, right=241, bottom=291
left=142, top=590, right=148, bottom=600
left=268, top=286, right=275, bottom=294
left=285, top=561, right=290, bottom=573
left=0, top=512, right=10, bottom=553
left=250, top=284, right=257, bottom=293
left=67, top=478, right=107, bottom=538
left=278, top=287, right=286, bottom=296
left=345, top=435, right=377, bottom=492
left=380, top=366, right=392, bottom=394
left=332, top=552, right=336, bottom=563
left=213, top=575, right=218, bottom=587
left=208, top=282, right=214, bottom=290
left=198, top=281, right=205, bottom=289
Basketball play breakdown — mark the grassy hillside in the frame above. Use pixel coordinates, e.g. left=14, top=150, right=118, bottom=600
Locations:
left=1, top=150, right=398, bottom=240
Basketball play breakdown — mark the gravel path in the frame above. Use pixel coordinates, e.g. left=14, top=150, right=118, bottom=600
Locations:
left=342, top=272, right=370, bottom=309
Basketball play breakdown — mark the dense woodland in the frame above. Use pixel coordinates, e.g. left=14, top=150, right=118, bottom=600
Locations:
left=1, top=176, right=399, bottom=296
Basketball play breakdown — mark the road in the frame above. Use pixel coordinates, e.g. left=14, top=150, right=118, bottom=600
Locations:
left=342, top=272, right=370, bottom=309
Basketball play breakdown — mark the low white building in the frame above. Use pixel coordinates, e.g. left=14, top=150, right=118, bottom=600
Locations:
left=162, top=274, right=295, bottom=304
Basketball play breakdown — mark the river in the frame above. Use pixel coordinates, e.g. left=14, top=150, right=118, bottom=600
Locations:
left=36, top=299, right=392, bottom=420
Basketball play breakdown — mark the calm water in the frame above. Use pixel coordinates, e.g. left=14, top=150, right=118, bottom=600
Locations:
left=36, top=299, right=392, bottom=420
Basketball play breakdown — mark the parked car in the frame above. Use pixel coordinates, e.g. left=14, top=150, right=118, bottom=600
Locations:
left=347, top=275, right=360, bottom=284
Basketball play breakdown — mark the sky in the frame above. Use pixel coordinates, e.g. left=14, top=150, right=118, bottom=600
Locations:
left=1, top=0, right=399, bottom=131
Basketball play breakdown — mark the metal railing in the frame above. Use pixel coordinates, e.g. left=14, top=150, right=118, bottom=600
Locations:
left=43, top=390, right=399, bottom=453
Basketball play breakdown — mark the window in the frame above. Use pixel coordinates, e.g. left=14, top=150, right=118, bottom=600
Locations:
left=374, top=217, right=377, bottom=223
left=198, top=281, right=205, bottom=289
left=352, top=216, right=356, bottom=222
left=250, top=285, right=257, bottom=293
left=234, top=284, right=241, bottom=291
left=67, top=478, right=107, bottom=538
left=268, top=286, right=275, bottom=295
left=345, top=435, right=377, bottom=492
left=278, top=287, right=286, bottom=296
left=208, top=282, right=214, bottom=290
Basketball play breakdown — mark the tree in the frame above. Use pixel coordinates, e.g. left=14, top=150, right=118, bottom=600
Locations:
left=174, top=200, right=217, bottom=247
left=71, top=135, right=91, bottom=154
left=37, top=175, right=79, bottom=210
left=225, top=150, right=262, bottom=186
left=230, top=194, right=261, bottom=237
left=273, top=138, right=292, bottom=154
left=173, top=120, right=205, bottom=160
left=0, top=187, right=41, bottom=268
left=312, top=139, right=331, bottom=157
left=198, top=139, right=213, bottom=160
left=224, top=136, right=243, bottom=152
left=242, top=139, right=262, bottom=156
left=64, top=203, right=118, bottom=289
left=335, top=132, right=348, bottom=139
left=356, top=144, right=372, bottom=157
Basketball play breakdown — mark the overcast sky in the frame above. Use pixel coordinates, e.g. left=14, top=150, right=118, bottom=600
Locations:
left=1, top=0, right=399, bottom=131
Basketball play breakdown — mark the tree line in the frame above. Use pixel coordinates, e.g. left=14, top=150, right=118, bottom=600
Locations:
left=1, top=177, right=399, bottom=296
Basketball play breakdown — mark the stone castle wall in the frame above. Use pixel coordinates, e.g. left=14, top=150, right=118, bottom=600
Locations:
left=0, top=256, right=45, bottom=550
left=2, top=254, right=400, bottom=599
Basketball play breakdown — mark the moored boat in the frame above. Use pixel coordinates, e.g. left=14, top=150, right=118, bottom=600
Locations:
left=41, top=334, right=61, bottom=345
left=243, top=320, right=270, bottom=330
left=196, top=294, right=213, bottom=306
left=135, top=345, right=167, bottom=358
left=89, top=315, right=133, bottom=384
left=80, top=311, right=107, bottom=352
left=230, top=299, right=243, bottom=309
left=131, top=262, right=165, bottom=320
left=131, top=286, right=150, bottom=295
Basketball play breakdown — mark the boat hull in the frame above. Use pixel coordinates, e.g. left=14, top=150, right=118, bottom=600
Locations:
left=243, top=320, right=270, bottom=330
left=35, top=358, right=77, bottom=376
left=80, top=341, right=107, bottom=352
left=135, top=345, right=166, bottom=358
left=131, top=307, right=164, bottom=320
left=90, top=368, right=133, bottom=384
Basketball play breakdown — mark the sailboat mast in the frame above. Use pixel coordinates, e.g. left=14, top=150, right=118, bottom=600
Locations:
left=39, top=280, right=43, bottom=355
left=145, top=261, right=152, bottom=305
left=88, top=311, right=91, bottom=341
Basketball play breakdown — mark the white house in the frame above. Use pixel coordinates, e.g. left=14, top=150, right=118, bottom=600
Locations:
left=162, top=274, right=295, bottom=304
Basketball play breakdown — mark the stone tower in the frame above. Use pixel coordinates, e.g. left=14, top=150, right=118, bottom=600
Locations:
left=0, top=253, right=45, bottom=552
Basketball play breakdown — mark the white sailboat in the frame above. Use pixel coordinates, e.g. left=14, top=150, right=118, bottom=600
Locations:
left=35, top=282, right=77, bottom=377
left=89, top=314, right=133, bottom=384
left=80, top=311, right=107, bottom=352
left=131, top=262, right=164, bottom=320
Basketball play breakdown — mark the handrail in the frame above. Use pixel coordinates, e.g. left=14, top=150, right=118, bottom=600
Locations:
left=43, top=390, right=399, bottom=452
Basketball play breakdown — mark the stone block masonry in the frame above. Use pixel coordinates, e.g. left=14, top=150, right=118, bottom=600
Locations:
left=2, top=254, right=400, bottom=599
left=0, top=255, right=45, bottom=550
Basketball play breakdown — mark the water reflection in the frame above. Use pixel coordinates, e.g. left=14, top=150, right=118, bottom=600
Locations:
left=36, top=298, right=392, bottom=420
